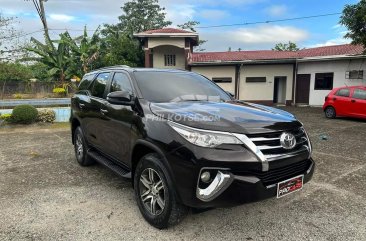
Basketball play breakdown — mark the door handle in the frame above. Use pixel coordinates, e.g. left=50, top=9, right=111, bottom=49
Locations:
left=351, top=99, right=356, bottom=103
left=100, top=108, right=108, bottom=114
left=79, top=103, right=85, bottom=109
left=333, top=98, right=337, bottom=101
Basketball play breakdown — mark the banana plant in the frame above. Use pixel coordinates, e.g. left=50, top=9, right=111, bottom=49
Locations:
left=25, top=34, right=71, bottom=82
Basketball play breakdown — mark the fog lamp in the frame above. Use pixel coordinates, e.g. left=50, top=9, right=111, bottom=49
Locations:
left=200, top=171, right=211, bottom=183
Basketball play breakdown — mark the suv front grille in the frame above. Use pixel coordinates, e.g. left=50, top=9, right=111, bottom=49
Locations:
left=247, top=127, right=310, bottom=160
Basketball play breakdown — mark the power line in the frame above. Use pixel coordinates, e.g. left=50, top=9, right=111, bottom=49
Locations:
left=2, top=12, right=343, bottom=40
left=195, top=12, right=342, bottom=29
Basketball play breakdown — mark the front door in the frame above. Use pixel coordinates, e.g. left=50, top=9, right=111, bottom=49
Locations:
left=350, top=88, right=366, bottom=118
left=99, top=72, right=135, bottom=166
left=296, top=74, right=311, bottom=104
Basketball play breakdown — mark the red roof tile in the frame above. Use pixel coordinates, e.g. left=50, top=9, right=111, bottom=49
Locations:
left=141, top=28, right=194, bottom=34
left=191, top=44, right=364, bottom=63
left=297, top=44, right=364, bottom=57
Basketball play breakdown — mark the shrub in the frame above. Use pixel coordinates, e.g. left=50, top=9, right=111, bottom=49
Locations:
left=53, top=87, right=66, bottom=97
left=37, top=109, right=56, bottom=123
left=11, top=105, right=38, bottom=124
left=0, top=114, right=12, bottom=122
left=13, top=93, right=23, bottom=99
left=0, top=62, right=33, bottom=82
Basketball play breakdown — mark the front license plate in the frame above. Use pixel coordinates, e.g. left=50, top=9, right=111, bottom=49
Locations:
left=277, top=175, right=304, bottom=198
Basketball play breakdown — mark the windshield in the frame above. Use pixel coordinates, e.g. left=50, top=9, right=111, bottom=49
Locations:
left=134, top=71, right=231, bottom=103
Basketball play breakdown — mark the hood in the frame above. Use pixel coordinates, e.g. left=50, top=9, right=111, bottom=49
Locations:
left=149, top=101, right=302, bottom=134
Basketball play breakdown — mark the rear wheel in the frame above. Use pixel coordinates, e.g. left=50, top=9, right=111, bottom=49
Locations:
left=134, top=153, right=188, bottom=229
left=74, top=127, right=95, bottom=166
left=325, top=106, right=336, bottom=119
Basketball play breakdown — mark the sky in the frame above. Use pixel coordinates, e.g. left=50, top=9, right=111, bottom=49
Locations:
left=0, top=0, right=360, bottom=52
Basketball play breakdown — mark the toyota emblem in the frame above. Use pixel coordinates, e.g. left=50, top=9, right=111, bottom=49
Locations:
left=280, top=132, right=297, bottom=149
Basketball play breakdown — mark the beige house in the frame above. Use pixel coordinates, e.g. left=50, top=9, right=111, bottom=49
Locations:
left=134, top=28, right=366, bottom=106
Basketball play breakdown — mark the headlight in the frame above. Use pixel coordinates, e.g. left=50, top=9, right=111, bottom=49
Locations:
left=168, top=121, right=242, bottom=148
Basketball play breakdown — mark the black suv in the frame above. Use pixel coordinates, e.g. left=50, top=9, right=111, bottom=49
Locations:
left=70, top=66, right=315, bottom=228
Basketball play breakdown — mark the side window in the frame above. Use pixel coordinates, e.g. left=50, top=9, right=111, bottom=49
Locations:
left=91, top=72, right=110, bottom=98
left=335, top=88, right=350, bottom=97
left=78, top=73, right=95, bottom=90
left=352, top=89, right=366, bottom=100
left=110, top=72, right=133, bottom=94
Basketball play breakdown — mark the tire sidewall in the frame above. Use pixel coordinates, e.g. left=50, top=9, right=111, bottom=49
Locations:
left=74, top=127, right=87, bottom=165
left=134, top=154, right=174, bottom=229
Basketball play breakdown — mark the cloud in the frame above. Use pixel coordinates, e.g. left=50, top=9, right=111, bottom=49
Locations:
left=309, top=38, right=351, bottom=47
left=265, top=5, right=288, bottom=17
left=49, top=14, right=75, bottom=22
left=166, top=4, right=196, bottom=25
left=200, top=10, right=229, bottom=20
left=200, top=25, right=309, bottom=51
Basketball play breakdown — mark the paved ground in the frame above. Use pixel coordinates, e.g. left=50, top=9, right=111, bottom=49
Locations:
left=0, top=107, right=366, bottom=241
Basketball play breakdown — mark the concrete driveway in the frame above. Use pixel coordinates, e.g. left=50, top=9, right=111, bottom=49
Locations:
left=1, top=107, right=365, bottom=241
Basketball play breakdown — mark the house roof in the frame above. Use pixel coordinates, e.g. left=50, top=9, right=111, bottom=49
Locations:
left=134, top=28, right=198, bottom=38
left=140, top=28, right=194, bottom=34
left=191, top=44, right=365, bottom=64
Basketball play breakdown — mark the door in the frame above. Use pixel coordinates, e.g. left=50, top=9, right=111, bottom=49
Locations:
left=350, top=88, right=366, bottom=118
left=296, top=74, right=311, bottom=104
left=332, top=88, right=352, bottom=116
left=99, top=72, right=135, bottom=165
left=84, top=72, right=111, bottom=149
left=273, top=77, right=287, bottom=104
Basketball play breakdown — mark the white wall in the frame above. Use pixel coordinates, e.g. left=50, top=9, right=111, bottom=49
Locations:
left=191, top=66, right=236, bottom=93
left=239, top=64, right=294, bottom=101
left=297, top=59, right=366, bottom=106
left=148, top=38, right=185, bottom=48
left=152, top=45, right=186, bottom=70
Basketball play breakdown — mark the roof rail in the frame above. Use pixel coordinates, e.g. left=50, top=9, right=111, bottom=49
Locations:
left=92, top=65, right=131, bottom=72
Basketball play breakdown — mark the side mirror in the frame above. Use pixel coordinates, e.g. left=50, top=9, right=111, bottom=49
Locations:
left=107, top=91, right=134, bottom=105
left=226, top=91, right=235, bottom=98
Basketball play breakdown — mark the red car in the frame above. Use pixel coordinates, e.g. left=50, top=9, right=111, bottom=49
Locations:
left=323, top=86, right=366, bottom=119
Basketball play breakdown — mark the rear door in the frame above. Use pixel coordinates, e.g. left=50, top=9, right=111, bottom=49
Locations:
left=350, top=88, right=366, bottom=118
left=84, top=72, right=111, bottom=149
left=98, top=71, right=135, bottom=166
left=332, top=88, right=352, bottom=116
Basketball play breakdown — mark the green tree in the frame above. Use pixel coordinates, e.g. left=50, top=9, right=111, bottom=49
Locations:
left=177, top=21, right=207, bottom=51
left=112, top=0, right=172, bottom=36
left=62, top=27, right=102, bottom=76
left=272, top=41, right=299, bottom=51
left=340, top=0, right=366, bottom=51
left=26, top=33, right=71, bottom=82
left=0, top=62, right=33, bottom=82
left=100, top=0, right=172, bottom=67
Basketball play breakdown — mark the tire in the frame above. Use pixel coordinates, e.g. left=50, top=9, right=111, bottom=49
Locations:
left=134, top=153, right=188, bottom=229
left=325, top=106, right=336, bottom=119
left=73, top=126, right=95, bottom=166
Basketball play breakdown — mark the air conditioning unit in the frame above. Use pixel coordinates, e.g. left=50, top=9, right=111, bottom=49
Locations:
left=345, top=70, right=363, bottom=79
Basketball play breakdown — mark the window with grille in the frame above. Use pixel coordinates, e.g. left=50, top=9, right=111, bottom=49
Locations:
left=345, top=70, right=363, bottom=79
left=164, top=55, right=176, bottom=66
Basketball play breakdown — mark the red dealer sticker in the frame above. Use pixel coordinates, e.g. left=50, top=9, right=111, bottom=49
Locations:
left=277, top=175, right=304, bottom=198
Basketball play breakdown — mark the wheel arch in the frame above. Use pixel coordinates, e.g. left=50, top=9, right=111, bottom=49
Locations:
left=71, top=117, right=81, bottom=144
left=130, top=140, right=182, bottom=202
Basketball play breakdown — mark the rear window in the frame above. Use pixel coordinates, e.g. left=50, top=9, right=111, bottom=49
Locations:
left=79, top=73, right=96, bottom=90
left=335, top=88, right=350, bottom=97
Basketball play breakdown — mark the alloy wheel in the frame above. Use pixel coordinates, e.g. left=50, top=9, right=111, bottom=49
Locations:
left=139, top=168, right=166, bottom=216
left=75, top=133, right=84, bottom=159
left=325, top=108, right=334, bottom=118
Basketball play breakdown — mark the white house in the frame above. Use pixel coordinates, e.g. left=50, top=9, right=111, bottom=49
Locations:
left=134, top=28, right=366, bottom=106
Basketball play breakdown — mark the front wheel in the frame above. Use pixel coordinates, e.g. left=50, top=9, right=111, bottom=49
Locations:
left=325, top=106, right=336, bottom=119
left=134, top=153, right=188, bottom=229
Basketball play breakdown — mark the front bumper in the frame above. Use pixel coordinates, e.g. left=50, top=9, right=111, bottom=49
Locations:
left=182, top=158, right=315, bottom=208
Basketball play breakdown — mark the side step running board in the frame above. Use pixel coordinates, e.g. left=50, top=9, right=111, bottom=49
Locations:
left=87, top=151, right=131, bottom=179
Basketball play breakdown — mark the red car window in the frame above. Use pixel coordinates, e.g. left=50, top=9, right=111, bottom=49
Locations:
left=335, top=88, right=350, bottom=97
left=352, top=89, right=366, bottom=100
